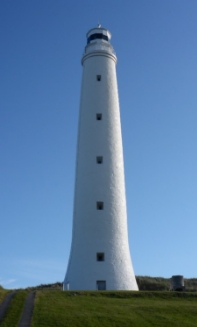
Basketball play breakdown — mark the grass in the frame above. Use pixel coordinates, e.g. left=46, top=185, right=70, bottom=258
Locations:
left=31, top=291, right=197, bottom=327
left=0, top=290, right=28, bottom=327
left=0, top=290, right=9, bottom=304
left=1, top=289, right=197, bottom=326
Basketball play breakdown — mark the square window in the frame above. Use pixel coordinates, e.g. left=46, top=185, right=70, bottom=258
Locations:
left=97, top=202, right=103, bottom=210
left=96, top=156, right=103, bottom=164
left=96, top=113, right=102, bottom=120
left=97, top=75, right=101, bottom=81
left=97, top=253, right=105, bottom=261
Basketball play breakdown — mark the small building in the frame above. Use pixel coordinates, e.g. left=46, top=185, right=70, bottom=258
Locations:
left=170, top=275, right=185, bottom=291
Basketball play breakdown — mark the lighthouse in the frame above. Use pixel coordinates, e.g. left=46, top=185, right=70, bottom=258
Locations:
left=63, top=26, right=138, bottom=291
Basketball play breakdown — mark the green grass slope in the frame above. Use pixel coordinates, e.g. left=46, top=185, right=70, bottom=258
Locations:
left=0, top=290, right=28, bottom=327
left=31, top=291, right=197, bottom=327
left=0, top=290, right=9, bottom=304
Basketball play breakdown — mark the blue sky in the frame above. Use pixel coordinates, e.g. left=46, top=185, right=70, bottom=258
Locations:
left=1, top=0, right=197, bottom=289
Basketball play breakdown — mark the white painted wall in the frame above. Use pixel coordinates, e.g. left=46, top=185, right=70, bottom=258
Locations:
left=63, top=28, right=138, bottom=291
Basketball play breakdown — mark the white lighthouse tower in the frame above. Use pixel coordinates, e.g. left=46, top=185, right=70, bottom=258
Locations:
left=63, top=26, right=138, bottom=291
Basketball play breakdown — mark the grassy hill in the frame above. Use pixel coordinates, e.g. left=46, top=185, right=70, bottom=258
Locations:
left=1, top=277, right=197, bottom=326
left=31, top=290, right=197, bottom=327
left=1, top=289, right=197, bottom=326
left=0, top=289, right=9, bottom=302
left=0, top=290, right=28, bottom=327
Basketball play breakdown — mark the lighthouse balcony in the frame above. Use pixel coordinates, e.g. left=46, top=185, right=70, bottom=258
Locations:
left=83, top=41, right=116, bottom=57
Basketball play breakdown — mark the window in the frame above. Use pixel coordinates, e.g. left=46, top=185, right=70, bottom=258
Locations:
left=96, top=113, right=102, bottom=120
left=97, top=253, right=105, bottom=261
left=87, top=33, right=109, bottom=44
left=97, top=202, right=103, bottom=210
left=97, top=75, right=101, bottom=81
left=96, top=156, right=103, bottom=164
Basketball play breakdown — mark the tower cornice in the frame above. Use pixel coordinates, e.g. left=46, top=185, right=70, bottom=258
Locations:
left=82, top=51, right=117, bottom=65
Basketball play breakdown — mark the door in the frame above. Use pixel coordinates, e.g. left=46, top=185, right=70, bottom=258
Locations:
left=97, top=281, right=106, bottom=290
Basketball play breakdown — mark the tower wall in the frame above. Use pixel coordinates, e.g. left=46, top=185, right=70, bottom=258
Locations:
left=64, top=28, right=138, bottom=291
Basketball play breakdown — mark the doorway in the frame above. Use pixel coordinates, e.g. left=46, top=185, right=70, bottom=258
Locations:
left=97, top=280, right=106, bottom=290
